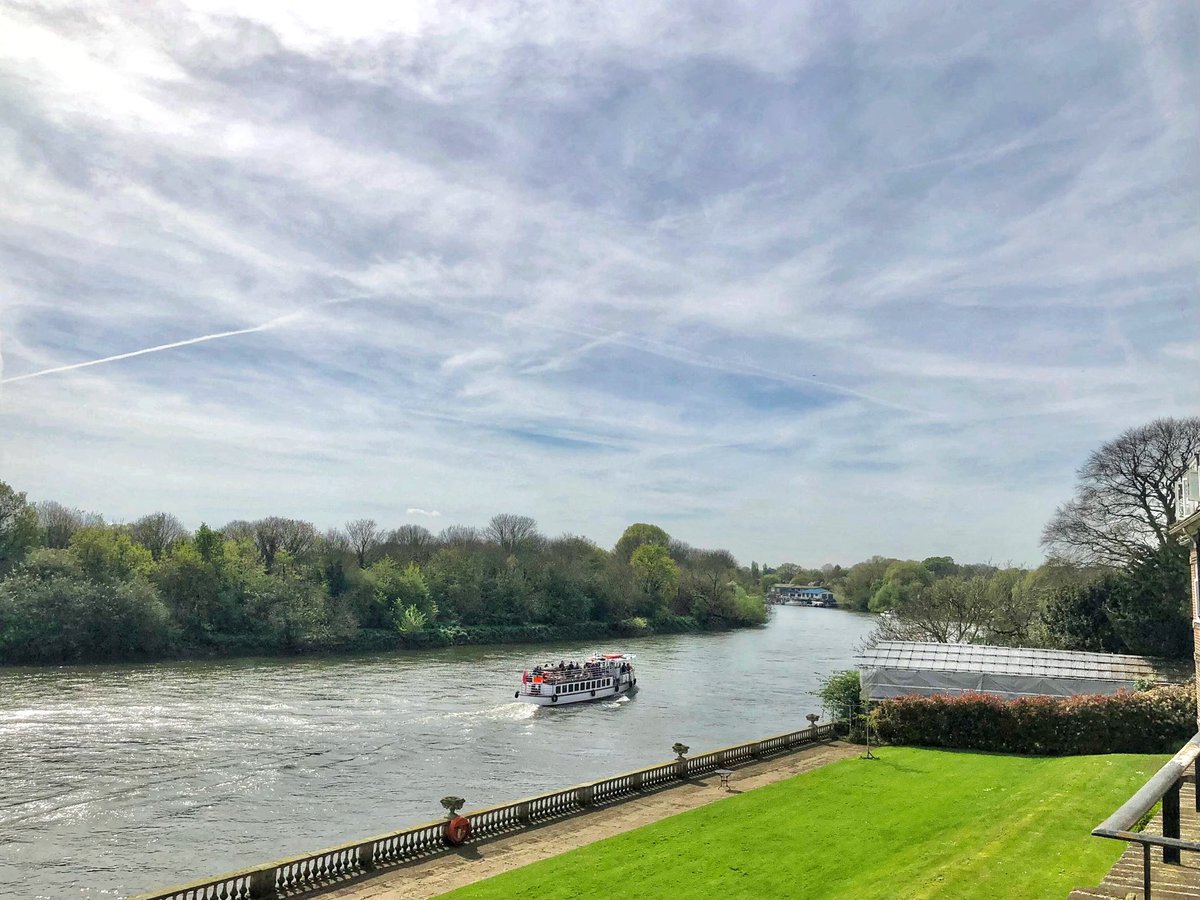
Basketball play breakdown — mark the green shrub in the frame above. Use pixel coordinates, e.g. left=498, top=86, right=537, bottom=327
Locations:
left=870, top=682, right=1196, bottom=755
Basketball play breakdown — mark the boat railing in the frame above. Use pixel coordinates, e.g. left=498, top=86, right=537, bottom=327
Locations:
left=129, top=722, right=836, bottom=900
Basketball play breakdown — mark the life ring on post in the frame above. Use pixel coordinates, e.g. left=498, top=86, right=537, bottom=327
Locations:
left=445, top=816, right=472, bottom=845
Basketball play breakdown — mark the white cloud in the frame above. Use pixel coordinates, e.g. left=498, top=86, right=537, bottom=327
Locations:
left=0, top=1, right=1196, bottom=566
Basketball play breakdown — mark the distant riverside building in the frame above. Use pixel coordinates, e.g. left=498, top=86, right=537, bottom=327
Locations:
left=1171, top=451, right=1200, bottom=727
left=768, top=585, right=836, bottom=606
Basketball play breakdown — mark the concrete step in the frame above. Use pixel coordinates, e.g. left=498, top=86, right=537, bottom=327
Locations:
left=1067, top=888, right=1139, bottom=900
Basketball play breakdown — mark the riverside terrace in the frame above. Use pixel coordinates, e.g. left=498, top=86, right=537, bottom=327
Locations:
left=129, top=724, right=839, bottom=900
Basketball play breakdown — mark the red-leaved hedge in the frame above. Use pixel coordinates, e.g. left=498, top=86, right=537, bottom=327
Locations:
left=869, top=682, right=1196, bottom=755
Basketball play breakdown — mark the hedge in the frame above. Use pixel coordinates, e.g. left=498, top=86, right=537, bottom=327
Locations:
left=869, top=682, right=1197, bottom=755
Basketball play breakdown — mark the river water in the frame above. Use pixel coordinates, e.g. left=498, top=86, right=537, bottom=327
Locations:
left=0, top=606, right=873, bottom=899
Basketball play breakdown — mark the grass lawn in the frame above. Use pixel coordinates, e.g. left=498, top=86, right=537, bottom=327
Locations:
left=441, top=748, right=1164, bottom=900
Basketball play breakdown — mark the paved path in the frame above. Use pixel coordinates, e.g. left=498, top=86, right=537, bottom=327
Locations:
left=1069, top=781, right=1200, bottom=900
left=316, top=741, right=858, bottom=900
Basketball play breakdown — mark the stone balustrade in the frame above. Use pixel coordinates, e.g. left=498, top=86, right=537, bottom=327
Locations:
left=130, top=722, right=835, bottom=900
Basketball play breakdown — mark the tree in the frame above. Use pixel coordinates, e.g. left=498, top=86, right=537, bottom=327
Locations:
left=1042, top=576, right=1124, bottom=653
left=630, top=543, right=679, bottom=609
left=68, top=527, right=153, bottom=581
left=485, top=514, right=540, bottom=554
left=344, top=518, right=382, bottom=568
left=385, top=524, right=434, bottom=564
left=251, top=517, right=317, bottom=572
left=831, top=556, right=894, bottom=611
left=1106, top=542, right=1192, bottom=659
left=0, top=482, right=39, bottom=575
left=1042, top=417, right=1200, bottom=567
left=36, top=501, right=100, bottom=549
left=868, top=560, right=933, bottom=612
left=128, top=512, right=187, bottom=560
left=614, top=523, right=671, bottom=562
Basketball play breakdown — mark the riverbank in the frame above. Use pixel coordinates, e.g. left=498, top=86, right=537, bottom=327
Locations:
left=0, top=614, right=740, bottom=668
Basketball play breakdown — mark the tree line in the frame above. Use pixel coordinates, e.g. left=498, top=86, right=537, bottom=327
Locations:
left=755, top=417, right=1199, bottom=660
left=0, top=493, right=767, bottom=665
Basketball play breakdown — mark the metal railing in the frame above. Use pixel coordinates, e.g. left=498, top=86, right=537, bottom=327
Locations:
left=1092, top=731, right=1200, bottom=900
left=130, top=722, right=835, bottom=900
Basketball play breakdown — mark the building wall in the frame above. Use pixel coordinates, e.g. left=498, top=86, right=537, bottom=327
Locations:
left=1192, top=537, right=1200, bottom=729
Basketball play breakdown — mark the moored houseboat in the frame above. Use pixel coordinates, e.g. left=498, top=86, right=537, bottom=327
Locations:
left=515, top=653, right=637, bottom=705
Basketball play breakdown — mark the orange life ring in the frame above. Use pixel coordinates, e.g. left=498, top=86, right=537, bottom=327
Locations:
left=445, top=815, right=472, bottom=845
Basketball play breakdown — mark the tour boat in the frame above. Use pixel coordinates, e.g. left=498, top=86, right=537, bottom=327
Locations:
left=515, top=653, right=637, bottom=705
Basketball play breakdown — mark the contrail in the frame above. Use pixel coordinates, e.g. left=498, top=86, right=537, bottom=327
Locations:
left=0, top=311, right=305, bottom=385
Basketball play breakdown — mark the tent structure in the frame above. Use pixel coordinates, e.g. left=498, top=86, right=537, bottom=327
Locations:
left=859, top=641, right=1188, bottom=702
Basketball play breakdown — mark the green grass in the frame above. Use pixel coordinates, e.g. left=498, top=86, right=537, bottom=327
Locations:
left=442, top=748, right=1165, bottom=900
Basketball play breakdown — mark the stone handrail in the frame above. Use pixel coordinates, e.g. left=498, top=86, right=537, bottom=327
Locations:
left=129, top=722, right=835, bottom=900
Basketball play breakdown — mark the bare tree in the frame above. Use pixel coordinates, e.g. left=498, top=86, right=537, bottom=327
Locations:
left=322, top=527, right=350, bottom=555
left=437, top=525, right=482, bottom=550
left=220, top=520, right=256, bottom=543
left=484, top=514, right=541, bottom=554
left=35, top=501, right=102, bottom=548
left=344, top=518, right=382, bottom=568
left=251, top=517, right=317, bottom=572
left=129, top=512, right=187, bottom=560
left=1042, top=417, right=1200, bottom=567
left=385, top=524, right=434, bottom=564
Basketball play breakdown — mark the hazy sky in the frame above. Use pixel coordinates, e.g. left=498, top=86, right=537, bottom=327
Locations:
left=1, top=1, right=1197, bottom=567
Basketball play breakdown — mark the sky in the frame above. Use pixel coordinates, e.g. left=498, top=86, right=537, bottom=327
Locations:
left=0, top=1, right=1197, bottom=568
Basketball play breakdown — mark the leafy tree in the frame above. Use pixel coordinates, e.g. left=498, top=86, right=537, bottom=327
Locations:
left=0, top=568, right=170, bottom=663
left=868, top=560, right=933, bottom=612
left=153, top=541, right=223, bottom=639
left=1042, top=575, right=1124, bottom=653
left=194, top=523, right=223, bottom=564
left=1042, top=417, right=1200, bottom=566
left=614, top=523, right=671, bottom=562
left=921, top=556, right=959, bottom=578
left=0, top=482, right=39, bottom=575
left=630, top=543, right=680, bottom=609
left=69, top=527, right=153, bottom=581
left=831, top=556, right=893, bottom=611
left=819, top=670, right=863, bottom=721
left=1106, top=542, right=1192, bottom=658
left=425, top=549, right=486, bottom=623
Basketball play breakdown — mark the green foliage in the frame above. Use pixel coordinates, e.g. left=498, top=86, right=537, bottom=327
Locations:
left=0, top=569, right=170, bottom=663
left=729, top=583, right=767, bottom=626
left=394, top=604, right=427, bottom=634
left=1106, top=542, right=1191, bottom=658
left=613, top=523, right=670, bottom=562
left=444, top=748, right=1167, bottom=900
left=868, top=560, right=933, bottom=612
left=630, top=543, right=680, bottom=607
left=819, top=670, right=863, bottom=721
left=0, top=487, right=766, bottom=664
left=870, top=682, right=1196, bottom=755
left=69, top=527, right=153, bottom=581
left=0, top=482, right=40, bottom=576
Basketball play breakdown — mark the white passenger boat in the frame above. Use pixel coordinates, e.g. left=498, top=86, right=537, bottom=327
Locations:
left=515, top=653, right=637, bottom=705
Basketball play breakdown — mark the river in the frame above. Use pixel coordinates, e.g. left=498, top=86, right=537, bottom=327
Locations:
left=0, top=605, right=874, bottom=899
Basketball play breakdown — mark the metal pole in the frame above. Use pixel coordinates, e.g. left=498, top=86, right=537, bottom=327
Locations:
left=1165, top=782, right=1182, bottom=864
left=1143, top=842, right=1152, bottom=900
